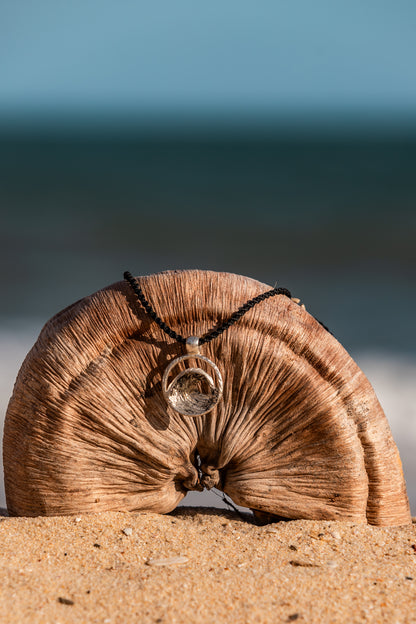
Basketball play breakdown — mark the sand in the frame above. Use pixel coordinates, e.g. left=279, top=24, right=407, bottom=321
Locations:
left=0, top=509, right=415, bottom=624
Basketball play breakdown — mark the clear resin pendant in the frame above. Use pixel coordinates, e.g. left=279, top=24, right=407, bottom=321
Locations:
left=162, top=336, right=223, bottom=417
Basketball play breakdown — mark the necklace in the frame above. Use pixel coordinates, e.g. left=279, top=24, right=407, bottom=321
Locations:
left=124, top=271, right=292, bottom=417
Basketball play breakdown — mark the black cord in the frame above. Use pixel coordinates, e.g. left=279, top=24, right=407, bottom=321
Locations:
left=124, top=271, right=292, bottom=344
left=200, top=287, right=291, bottom=345
left=124, top=271, right=187, bottom=343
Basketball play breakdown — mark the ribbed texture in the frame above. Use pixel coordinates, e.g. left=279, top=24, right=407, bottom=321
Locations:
left=3, top=269, right=411, bottom=526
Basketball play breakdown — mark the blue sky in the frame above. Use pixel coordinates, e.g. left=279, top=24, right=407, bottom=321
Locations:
left=1, top=1, right=416, bottom=123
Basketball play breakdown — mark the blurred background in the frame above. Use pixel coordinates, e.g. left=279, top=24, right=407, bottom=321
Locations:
left=1, top=1, right=415, bottom=513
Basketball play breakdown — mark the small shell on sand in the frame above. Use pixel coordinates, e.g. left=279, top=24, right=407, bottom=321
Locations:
left=146, top=555, right=189, bottom=566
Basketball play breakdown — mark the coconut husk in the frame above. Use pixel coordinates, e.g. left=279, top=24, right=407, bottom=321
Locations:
left=3, top=270, right=411, bottom=525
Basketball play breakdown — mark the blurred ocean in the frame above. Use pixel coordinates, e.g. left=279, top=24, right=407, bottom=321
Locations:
left=1, top=128, right=415, bottom=513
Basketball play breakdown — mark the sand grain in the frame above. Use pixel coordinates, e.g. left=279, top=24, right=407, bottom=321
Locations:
left=0, top=509, right=415, bottom=623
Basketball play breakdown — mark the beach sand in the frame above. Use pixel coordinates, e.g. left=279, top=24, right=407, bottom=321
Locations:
left=1, top=508, right=415, bottom=624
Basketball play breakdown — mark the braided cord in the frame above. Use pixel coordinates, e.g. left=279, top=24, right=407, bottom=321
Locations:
left=124, top=271, right=292, bottom=344
left=124, top=271, right=186, bottom=343
left=199, top=287, right=291, bottom=344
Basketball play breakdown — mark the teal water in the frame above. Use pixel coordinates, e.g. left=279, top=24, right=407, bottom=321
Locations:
left=1, top=131, right=415, bottom=354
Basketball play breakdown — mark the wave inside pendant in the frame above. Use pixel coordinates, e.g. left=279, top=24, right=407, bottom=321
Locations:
left=162, top=350, right=223, bottom=417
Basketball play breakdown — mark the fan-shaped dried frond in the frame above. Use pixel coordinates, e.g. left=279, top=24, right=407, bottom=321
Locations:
left=3, top=270, right=411, bottom=525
